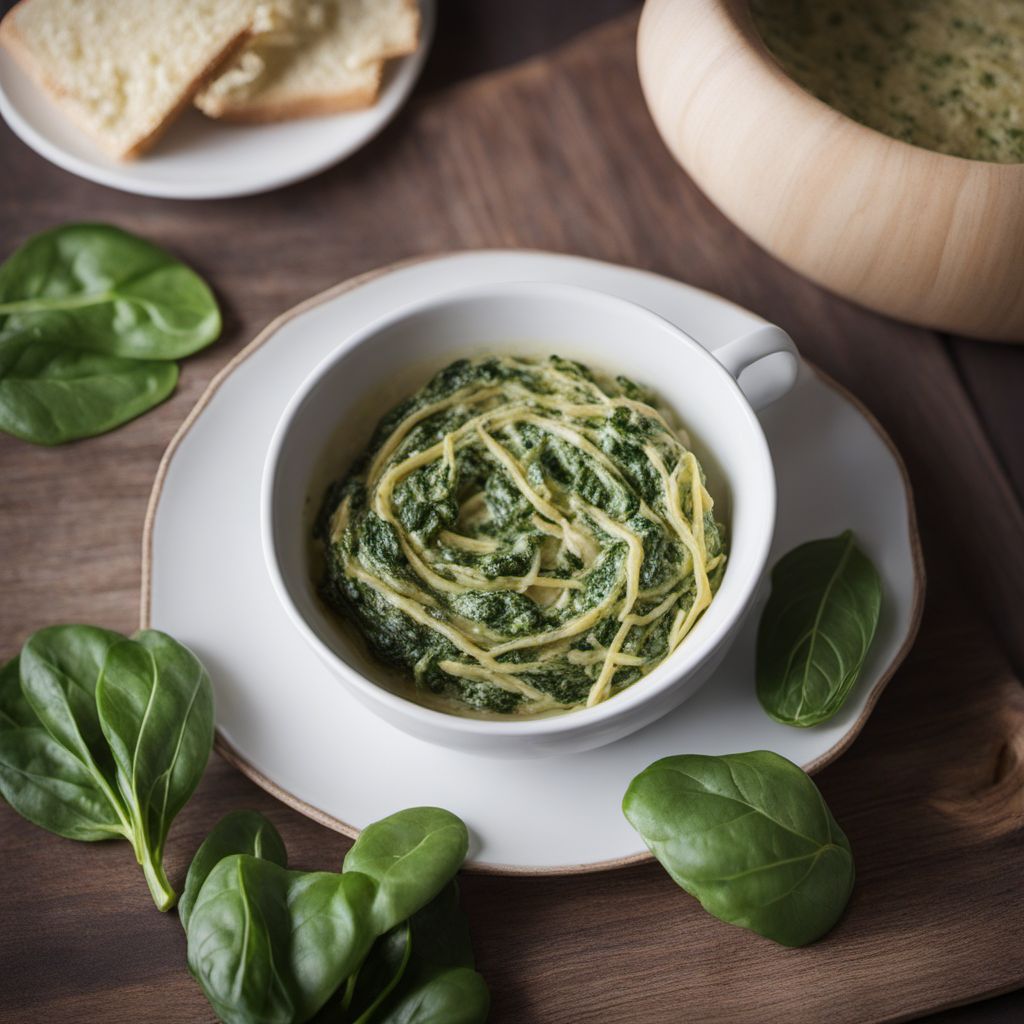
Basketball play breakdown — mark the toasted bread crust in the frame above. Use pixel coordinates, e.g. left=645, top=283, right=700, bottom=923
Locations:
left=0, top=2, right=253, bottom=160
left=197, top=0, right=419, bottom=123
left=200, top=72, right=382, bottom=123
left=0, top=0, right=422, bottom=145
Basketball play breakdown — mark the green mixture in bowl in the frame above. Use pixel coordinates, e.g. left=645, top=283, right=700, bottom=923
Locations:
left=750, top=0, right=1024, bottom=163
left=317, top=355, right=726, bottom=716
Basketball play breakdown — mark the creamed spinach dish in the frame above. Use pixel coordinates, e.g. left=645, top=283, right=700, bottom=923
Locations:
left=318, top=356, right=726, bottom=716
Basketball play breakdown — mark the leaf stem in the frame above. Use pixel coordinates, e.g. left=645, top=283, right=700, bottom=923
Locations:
left=352, top=924, right=412, bottom=1024
left=341, top=969, right=359, bottom=1012
left=139, top=846, right=177, bottom=912
left=128, top=796, right=176, bottom=910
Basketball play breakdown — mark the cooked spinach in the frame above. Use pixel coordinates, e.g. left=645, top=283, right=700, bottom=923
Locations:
left=0, top=323, right=179, bottom=445
left=0, top=625, right=214, bottom=910
left=319, top=355, right=726, bottom=716
left=0, top=223, right=220, bottom=359
left=623, top=750, right=855, bottom=947
left=757, top=530, right=882, bottom=727
left=0, top=223, right=220, bottom=445
left=183, top=808, right=486, bottom=1024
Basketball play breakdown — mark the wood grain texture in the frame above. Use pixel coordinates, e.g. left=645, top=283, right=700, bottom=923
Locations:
left=2, top=11, right=1024, bottom=1024
left=637, top=0, right=1024, bottom=341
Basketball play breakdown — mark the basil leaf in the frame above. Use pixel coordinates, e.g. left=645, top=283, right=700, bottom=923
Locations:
left=756, top=530, right=882, bottom=727
left=180, top=810, right=288, bottom=933
left=343, top=808, right=470, bottom=934
left=0, top=224, right=220, bottom=360
left=622, top=751, right=855, bottom=947
left=187, top=855, right=378, bottom=1024
left=96, top=630, right=214, bottom=911
left=0, top=656, right=124, bottom=840
left=0, top=324, right=178, bottom=446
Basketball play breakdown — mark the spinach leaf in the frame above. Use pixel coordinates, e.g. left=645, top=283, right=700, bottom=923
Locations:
left=19, top=625, right=125, bottom=788
left=359, top=881, right=488, bottom=1024
left=372, top=968, right=490, bottom=1024
left=343, top=808, right=470, bottom=934
left=1, top=625, right=214, bottom=910
left=0, top=656, right=34, bottom=728
left=0, top=655, right=124, bottom=840
left=96, top=630, right=215, bottom=910
left=180, top=809, right=486, bottom=1024
left=393, top=880, right=475, bottom=976
left=187, top=855, right=378, bottom=1024
left=756, top=530, right=882, bottom=727
left=0, top=224, right=220, bottom=360
left=622, top=750, right=855, bottom=947
left=345, top=881, right=471, bottom=1022
left=340, top=922, right=412, bottom=1024
left=180, top=810, right=288, bottom=933
left=0, top=324, right=178, bottom=445
left=0, top=726, right=124, bottom=840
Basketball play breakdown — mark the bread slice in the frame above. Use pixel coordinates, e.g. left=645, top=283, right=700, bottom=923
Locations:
left=0, top=0, right=262, bottom=159
left=195, top=0, right=420, bottom=124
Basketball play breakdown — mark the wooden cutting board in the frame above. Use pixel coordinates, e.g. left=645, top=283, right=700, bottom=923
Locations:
left=2, top=14, right=1023, bottom=1024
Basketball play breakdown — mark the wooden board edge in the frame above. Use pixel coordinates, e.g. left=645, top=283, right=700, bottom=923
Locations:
left=888, top=982, right=1024, bottom=1024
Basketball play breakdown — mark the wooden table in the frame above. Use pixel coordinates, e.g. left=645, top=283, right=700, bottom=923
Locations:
left=2, top=3, right=1023, bottom=1022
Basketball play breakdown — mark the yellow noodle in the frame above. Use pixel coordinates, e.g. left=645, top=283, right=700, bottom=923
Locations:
left=323, top=357, right=725, bottom=715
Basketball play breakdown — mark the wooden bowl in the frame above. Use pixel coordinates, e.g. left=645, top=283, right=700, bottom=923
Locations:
left=637, top=0, right=1024, bottom=342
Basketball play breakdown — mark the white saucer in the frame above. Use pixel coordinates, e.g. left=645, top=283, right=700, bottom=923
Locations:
left=0, top=1, right=434, bottom=200
left=143, top=252, right=923, bottom=873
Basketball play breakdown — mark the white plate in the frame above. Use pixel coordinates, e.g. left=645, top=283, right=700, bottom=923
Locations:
left=143, top=252, right=923, bottom=873
left=0, top=1, right=434, bottom=200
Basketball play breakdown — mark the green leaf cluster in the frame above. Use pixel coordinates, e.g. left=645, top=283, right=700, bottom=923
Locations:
left=183, top=808, right=489, bottom=1024
left=0, top=223, right=220, bottom=445
left=0, top=625, right=214, bottom=910
left=623, top=750, right=855, bottom=947
left=756, top=530, right=882, bottom=727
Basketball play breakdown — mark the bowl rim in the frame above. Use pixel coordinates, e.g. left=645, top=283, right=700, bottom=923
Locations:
left=637, top=0, right=1024, bottom=342
left=260, top=279, right=779, bottom=736
left=713, top=0, right=1024, bottom=175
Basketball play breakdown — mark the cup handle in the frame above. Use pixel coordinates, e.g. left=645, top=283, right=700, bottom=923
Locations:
left=712, top=323, right=800, bottom=411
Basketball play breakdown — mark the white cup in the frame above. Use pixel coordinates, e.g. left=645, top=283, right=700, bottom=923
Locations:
left=262, top=281, right=798, bottom=756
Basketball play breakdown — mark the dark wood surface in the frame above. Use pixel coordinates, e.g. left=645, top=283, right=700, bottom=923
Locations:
left=2, top=3, right=1023, bottom=1022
